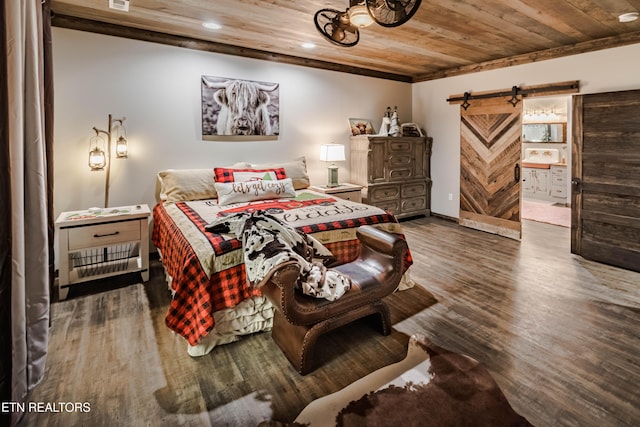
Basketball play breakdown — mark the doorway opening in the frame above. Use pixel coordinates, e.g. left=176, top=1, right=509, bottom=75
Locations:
left=521, top=95, right=571, bottom=228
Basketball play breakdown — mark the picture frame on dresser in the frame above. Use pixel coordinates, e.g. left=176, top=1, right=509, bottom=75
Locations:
left=348, top=118, right=376, bottom=136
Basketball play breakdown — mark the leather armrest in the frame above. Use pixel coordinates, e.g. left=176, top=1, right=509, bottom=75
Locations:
left=356, top=225, right=404, bottom=255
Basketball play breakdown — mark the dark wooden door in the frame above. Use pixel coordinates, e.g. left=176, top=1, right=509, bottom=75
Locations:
left=571, top=90, right=640, bottom=272
left=459, top=99, right=522, bottom=240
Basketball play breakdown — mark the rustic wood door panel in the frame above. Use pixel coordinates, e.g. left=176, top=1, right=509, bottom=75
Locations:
left=459, top=99, right=522, bottom=240
left=572, top=90, right=640, bottom=272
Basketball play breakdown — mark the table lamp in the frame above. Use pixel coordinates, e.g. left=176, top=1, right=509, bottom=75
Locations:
left=320, top=143, right=345, bottom=187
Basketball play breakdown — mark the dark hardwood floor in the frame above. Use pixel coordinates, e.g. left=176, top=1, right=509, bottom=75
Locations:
left=21, top=217, right=640, bottom=426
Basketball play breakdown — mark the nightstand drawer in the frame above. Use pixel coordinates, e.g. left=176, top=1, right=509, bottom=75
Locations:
left=339, top=190, right=362, bottom=202
left=68, top=220, right=141, bottom=250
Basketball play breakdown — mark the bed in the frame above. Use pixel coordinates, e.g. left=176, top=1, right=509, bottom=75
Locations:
left=152, top=158, right=414, bottom=356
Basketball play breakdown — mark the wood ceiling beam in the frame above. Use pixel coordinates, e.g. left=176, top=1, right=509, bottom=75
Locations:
left=51, top=14, right=414, bottom=83
left=414, top=31, right=640, bottom=82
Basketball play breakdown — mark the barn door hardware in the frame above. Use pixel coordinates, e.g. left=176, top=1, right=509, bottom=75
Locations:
left=447, top=81, right=580, bottom=109
left=461, top=92, right=471, bottom=110
left=508, top=86, right=520, bottom=107
left=514, top=164, right=520, bottom=183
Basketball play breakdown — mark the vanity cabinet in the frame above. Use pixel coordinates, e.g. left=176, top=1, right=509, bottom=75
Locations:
left=550, top=165, right=568, bottom=200
left=350, top=135, right=432, bottom=219
left=523, top=165, right=568, bottom=202
left=522, top=168, right=550, bottom=197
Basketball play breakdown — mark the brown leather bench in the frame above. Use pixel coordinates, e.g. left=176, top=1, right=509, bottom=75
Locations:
left=261, top=225, right=409, bottom=375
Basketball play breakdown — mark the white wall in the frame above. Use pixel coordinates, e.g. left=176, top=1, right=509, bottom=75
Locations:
left=413, top=43, right=640, bottom=218
left=52, top=28, right=412, bottom=217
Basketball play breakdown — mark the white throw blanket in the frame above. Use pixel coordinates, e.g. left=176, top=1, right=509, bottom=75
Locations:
left=206, top=211, right=353, bottom=301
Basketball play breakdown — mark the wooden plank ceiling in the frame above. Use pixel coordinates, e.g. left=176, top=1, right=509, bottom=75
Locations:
left=50, top=0, right=640, bottom=82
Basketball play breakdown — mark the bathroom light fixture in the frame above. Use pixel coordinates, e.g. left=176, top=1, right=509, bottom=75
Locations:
left=88, top=114, right=128, bottom=207
left=320, top=143, right=346, bottom=187
left=618, top=12, right=639, bottom=22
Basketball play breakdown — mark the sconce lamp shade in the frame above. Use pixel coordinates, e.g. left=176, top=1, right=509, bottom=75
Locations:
left=348, top=2, right=374, bottom=27
left=320, top=143, right=345, bottom=187
left=115, top=136, right=128, bottom=158
left=319, top=143, right=346, bottom=162
left=89, top=147, right=106, bottom=170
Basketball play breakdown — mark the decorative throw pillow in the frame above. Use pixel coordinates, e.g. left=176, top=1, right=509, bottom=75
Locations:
left=250, top=157, right=310, bottom=190
left=215, top=178, right=296, bottom=206
left=156, top=163, right=251, bottom=202
left=214, top=167, right=287, bottom=183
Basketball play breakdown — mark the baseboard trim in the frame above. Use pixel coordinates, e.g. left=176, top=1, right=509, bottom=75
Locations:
left=430, top=212, right=459, bottom=223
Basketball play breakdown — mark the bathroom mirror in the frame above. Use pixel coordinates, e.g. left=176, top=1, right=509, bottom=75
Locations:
left=522, top=123, right=566, bottom=143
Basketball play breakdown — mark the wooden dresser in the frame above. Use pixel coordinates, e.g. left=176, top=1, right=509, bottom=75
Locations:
left=350, top=135, right=432, bottom=219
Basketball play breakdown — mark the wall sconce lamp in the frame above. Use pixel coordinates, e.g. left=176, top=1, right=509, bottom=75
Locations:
left=89, top=114, right=127, bottom=208
left=320, top=143, right=346, bottom=187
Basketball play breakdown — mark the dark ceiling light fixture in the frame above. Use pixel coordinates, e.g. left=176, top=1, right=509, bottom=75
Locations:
left=314, top=0, right=422, bottom=47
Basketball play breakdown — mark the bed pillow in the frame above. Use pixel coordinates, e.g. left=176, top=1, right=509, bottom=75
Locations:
left=157, top=163, right=251, bottom=202
left=215, top=177, right=296, bottom=206
left=250, top=157, right=310, bottom=190
left=214, top=167, right=287, bottom=183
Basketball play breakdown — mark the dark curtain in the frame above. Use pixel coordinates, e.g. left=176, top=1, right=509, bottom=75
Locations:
left=0, top=1, right=54, bottom=424
left=0, top=0, right=12, bottom=423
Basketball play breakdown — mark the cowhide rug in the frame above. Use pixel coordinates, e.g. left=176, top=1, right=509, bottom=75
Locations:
left=282, top=334, right=532, bottom=427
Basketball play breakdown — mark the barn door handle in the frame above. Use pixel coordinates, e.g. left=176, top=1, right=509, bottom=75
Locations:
left=571, top=178, right=582, bottom=192
left=514, top=164, right=520, bottom=182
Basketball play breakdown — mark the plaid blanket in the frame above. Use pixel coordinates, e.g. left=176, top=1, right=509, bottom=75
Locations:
left=152, top=190, right=411, bottom=345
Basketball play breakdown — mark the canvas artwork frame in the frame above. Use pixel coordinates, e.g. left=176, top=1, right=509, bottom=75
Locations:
left=201, top=75, right=280, bottom=140
left=349, top=118, right=376, bottom=136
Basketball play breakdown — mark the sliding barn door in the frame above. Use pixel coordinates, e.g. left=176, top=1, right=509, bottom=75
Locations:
left=459, top=99, right=522, bottom=239
left=572, top=90, right=640, bottom=272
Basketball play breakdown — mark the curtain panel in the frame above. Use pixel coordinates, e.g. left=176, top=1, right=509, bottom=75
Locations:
left=2, top=1, right=53, bottom=425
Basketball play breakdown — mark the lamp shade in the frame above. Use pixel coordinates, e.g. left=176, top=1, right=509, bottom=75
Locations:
left=348, top=3, right=374, bottom=27
left=89, top=147, right=106, bottom=170
left=115, top=136, right=128, bottom=158
left=320, top=144, right=346, bottom=162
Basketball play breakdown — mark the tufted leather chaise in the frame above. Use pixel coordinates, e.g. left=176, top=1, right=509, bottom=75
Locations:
left=261, top=225, right=409, bottom=375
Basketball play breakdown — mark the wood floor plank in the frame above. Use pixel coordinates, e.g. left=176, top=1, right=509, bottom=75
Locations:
left=21, top=217, right=640, bottom=426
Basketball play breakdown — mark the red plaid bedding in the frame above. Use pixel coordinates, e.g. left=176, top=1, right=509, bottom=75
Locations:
left=152, top=191, right=412, bottom=345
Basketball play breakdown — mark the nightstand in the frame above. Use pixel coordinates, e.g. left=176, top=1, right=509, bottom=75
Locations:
left=309, top=183, right=363, bottom=203
left=55, top=204, right=151, bottom=300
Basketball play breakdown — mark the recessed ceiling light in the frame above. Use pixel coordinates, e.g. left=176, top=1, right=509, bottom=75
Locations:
left=202, top=22, right=222, bottom=30
left=301, top=42, right=316, bottom=49
left=618, top=12, right=639, bottom=23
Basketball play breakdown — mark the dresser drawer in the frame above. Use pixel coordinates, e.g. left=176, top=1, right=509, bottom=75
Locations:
left=388, top=168, right=414, bottom=180
left=388, top=141, right=412, bottom=152
left=402, top=181, right=427, bottom=198
left=370, top=199, right=400, bottom=215
left=551, top=174, right=567, bottom=185
left=401, top=196, right=427, bottom=213
left=387, top=153, right=413, bottom=168
left=68, top=220, right=141, bottom=250
left=369, top=184, right=401, bottom=201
